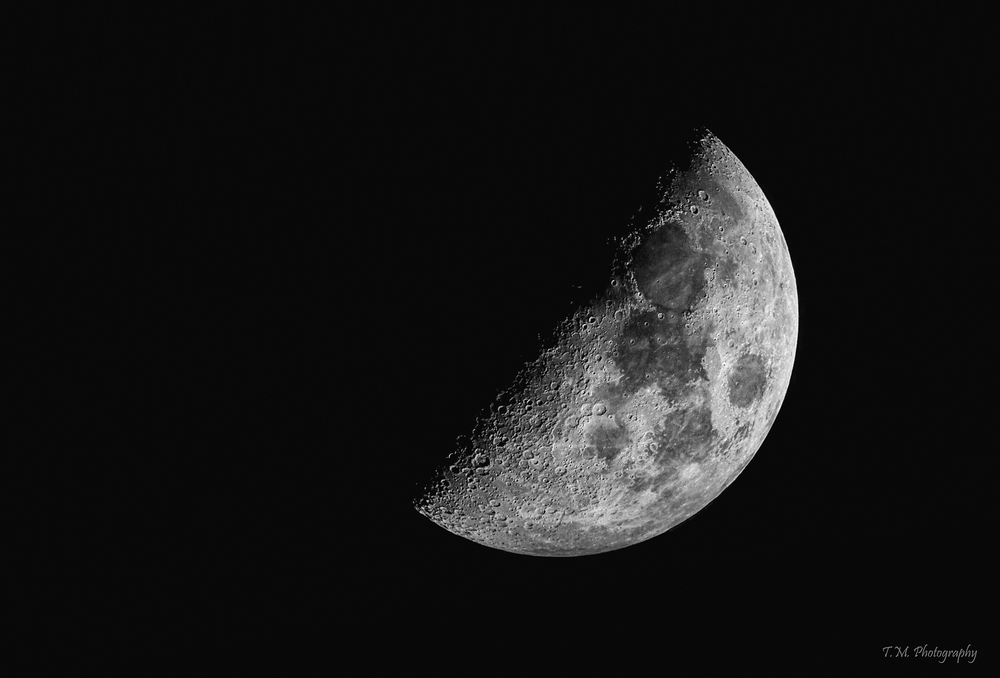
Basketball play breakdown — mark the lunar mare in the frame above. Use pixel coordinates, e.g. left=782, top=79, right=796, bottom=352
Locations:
left=415, top=130, right=798, bottom=556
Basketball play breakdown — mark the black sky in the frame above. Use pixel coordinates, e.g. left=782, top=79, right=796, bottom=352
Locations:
left=334, top=42, right=986, bottom=651
left=64, top=22, right=985, bottom=660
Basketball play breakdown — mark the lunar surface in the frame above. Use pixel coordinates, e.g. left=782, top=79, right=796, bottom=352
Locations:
left=415, top=130, right=798, bottom=556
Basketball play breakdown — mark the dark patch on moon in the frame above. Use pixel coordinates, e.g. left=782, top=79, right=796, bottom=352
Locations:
left=631, top=222, right=708, bottom=311
left=615, top=309, right=709, bottom=399
left=727, top=353, right=767, bottom=408
left=651, top=404, right=715, bottom=466
left=696, top=177, right=744, bottom=221
left=586, top=420, right=628, bottom=461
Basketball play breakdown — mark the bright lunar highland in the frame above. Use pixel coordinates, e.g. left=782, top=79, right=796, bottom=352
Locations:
left=415, top=130, right=798, bottom=556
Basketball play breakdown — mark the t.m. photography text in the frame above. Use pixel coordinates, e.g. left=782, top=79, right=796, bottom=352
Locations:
left=882, top=645, right=976, bottom=663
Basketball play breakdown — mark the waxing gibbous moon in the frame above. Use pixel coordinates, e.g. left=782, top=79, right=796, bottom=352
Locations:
left=415, top=130, right=798, bottom=556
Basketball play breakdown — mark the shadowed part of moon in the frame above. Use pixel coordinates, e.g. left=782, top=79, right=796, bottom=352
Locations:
left=415, top=129, right=799, bottom=556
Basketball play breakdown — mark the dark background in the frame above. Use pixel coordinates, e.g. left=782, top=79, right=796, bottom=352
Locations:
left=355, top=46, right=985, bottom=648
left=342, top=44, right=986, bottom=658
left=22, top=12, right=988, bottom=665
left=362, top=42, right=989, bottom=663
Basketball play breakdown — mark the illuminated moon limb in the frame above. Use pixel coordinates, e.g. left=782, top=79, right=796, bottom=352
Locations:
left=416, top=130, right=798, bottom=556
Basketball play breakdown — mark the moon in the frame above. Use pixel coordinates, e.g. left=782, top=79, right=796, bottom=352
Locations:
left=415, top=130, right=798, bottom=556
